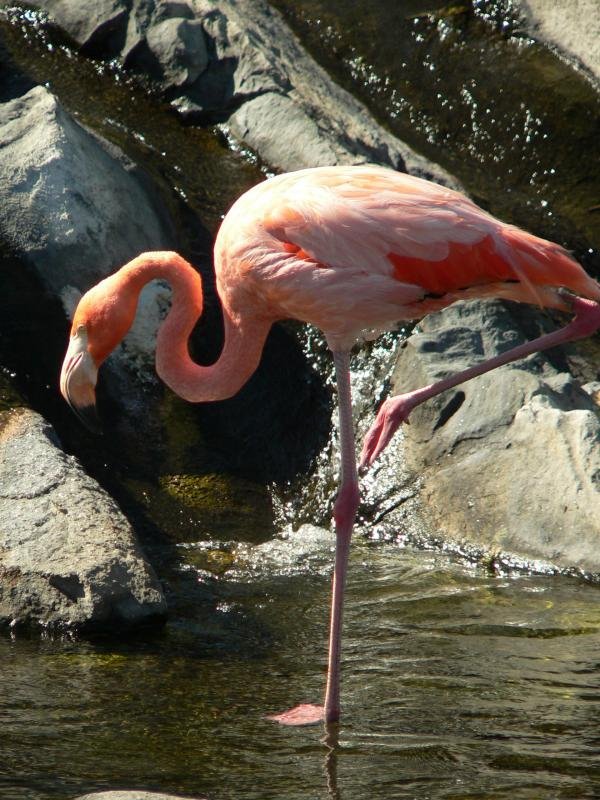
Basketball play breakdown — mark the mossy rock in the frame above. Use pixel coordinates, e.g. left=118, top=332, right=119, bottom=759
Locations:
left=126, top=472, right=274, bottom=544
left=158, top=392, right=211, bottom=475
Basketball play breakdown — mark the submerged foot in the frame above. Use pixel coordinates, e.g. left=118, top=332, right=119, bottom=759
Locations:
left=265, top=703, right=325, bottom=726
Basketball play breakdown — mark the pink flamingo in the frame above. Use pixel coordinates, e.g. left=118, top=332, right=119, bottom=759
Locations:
left=60, top=165, right=600, bottom=726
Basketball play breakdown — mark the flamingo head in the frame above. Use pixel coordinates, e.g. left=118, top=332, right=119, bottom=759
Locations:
left=60, top=277, right=138, bottom=431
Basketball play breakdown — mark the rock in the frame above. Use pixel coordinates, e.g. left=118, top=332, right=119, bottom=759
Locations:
left=0, top=83, right=174, bottom=299
left=227, top=92, right=343, bottom=173
left=391, top=300, right=600, bottom=574
left=211, top=0, right=457, bottom=180
left=145, top=17, right=208, bottom=87
left=41, top=0, right=128, bottom=55
left=0, top=78, right=186, bottom=473
left=0, top=408, right=167, bottom=632
left=514, top=0, right=600, bottom=84
left=29, top=0, right=460, bottom=185
left=0, top=79, right=181, bottom=419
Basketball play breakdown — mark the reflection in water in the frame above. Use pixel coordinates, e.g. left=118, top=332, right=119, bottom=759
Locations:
left=323, top=724, right=341, bottom=800
left=2, top=540, right=600, bottom=799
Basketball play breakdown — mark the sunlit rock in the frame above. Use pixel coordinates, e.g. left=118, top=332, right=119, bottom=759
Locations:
left=0, top=408, right=167, bottom=632
left=393, top=299, right=600, bottom=575
left=145, top=17, right=208, bottom=87
left=0, top=84, right=174, bottom=296
left=515, top=0, right=600, bottom=83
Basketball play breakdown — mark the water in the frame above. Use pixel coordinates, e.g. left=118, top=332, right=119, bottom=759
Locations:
left=3, top=537, right=600, bottom=799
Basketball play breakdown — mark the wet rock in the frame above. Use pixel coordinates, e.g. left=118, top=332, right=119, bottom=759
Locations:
left=515, top=0, right=600, bottom=83
left=0, top=407, right=167, bottom=632
left=29, top=0, right=459, bottom=185
left=391, top=300, right=600, bottom=574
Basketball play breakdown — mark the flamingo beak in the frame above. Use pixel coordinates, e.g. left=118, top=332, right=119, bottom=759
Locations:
left=60, top=326, right=102, bottom=433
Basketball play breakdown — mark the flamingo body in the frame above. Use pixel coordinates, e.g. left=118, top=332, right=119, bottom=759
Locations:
left=60, top=165, right=600, bottom=727
left=214, top=166, right=598, bottom=351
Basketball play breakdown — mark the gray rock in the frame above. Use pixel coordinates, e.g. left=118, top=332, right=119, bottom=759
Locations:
left=29, top=0, right=460, bottom=186
left=0, top=408, right=167, bottom=631
left=194, top=0, right=459, bottom=182
left=38, top=0, right=128, bottom=53
left=0, top=83, right=177, bottom=385
left=514, top=0, right=600, bottom=84
left=0, top=84, right=173, bottom=298
left=227, top=91, right=345, bottom=173
left=391, top=300, right=600, bottom=574
left=184, top=2, right=291, bottom=109
left=146, top=17, right=208, bottom=87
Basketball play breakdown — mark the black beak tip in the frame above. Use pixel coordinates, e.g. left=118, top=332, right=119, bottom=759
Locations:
left=70, top=403, right=103, bottom=435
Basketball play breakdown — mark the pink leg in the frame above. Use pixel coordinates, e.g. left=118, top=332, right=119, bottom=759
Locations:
left=324, top=350, right=360, bottom=723
left=361, top=296, right=600, bottom=469
left=267, top=350, right=359, bottom=726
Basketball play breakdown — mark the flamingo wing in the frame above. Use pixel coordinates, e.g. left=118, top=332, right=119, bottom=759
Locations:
left=217, top=166, right=589, bottom=346
left=262, top=166, right=502, bottom=284
left=246, top=167, right=509, bottom=342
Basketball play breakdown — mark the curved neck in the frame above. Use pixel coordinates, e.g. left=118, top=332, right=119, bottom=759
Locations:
left=120, top=251, right=271, bottom=403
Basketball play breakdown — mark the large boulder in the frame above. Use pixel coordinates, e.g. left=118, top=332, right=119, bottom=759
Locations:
left=390, top=300, right=600, bottom=574
left=0, top=407, right=167, bottom=631
left=0, top=84, right=174, bottom=298
left=0, top=79, right=181, bottom=434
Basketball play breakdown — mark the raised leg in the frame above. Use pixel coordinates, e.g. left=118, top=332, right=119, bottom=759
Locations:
left=361, top=295, right=600, bottom=469
left=266, top=350, right=359, bottom=726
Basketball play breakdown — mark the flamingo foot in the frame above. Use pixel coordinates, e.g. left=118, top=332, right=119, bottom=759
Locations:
left=360, top=393, right=417, bottom=470
left=265, top=703, right=325, bottom=726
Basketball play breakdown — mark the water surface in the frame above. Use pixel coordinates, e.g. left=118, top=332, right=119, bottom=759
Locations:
left=2, top=537, right=600, bottom=799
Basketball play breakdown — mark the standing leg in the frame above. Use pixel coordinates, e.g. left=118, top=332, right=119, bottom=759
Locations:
left=324, top=350, right=360, bottom=722
left=266, top=350, right=359, bottom=725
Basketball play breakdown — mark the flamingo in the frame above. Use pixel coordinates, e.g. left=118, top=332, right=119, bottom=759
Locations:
left=60, top=165, right=600, bottom=726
